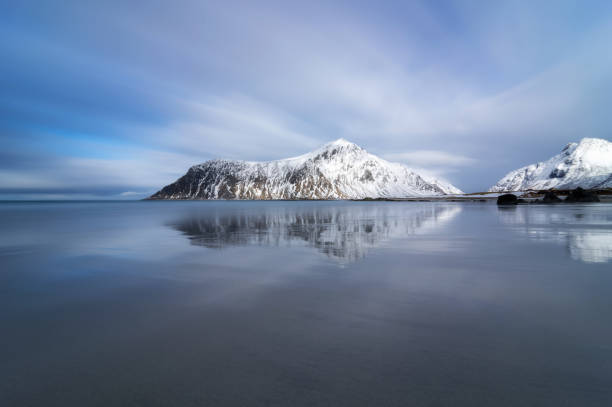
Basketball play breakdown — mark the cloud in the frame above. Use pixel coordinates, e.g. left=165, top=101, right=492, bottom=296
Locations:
left=383, top=151, right=476, bottom=169
left=0, top=148, right=201, bottom=197
left=152, top=96, right=322, bottom=160
left=2, top=0, right=612, bottom=196
left=119, top=191, right=145, bottom=197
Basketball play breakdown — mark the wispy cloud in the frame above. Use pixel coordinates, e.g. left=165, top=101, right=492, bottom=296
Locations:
left=2, top=0, right=612, bottom=196
left=384, top=151, right=476, bottom=169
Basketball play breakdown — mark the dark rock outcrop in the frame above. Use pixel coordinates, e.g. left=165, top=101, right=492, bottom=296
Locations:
left=497, top=194, right=518, bottom=205
left=565, top=187, right=600, bottom=203
left=541, top=191, right=562, bottom=203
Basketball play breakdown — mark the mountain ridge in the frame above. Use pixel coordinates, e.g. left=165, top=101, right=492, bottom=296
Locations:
left=149, top=139, right=462, bottom=199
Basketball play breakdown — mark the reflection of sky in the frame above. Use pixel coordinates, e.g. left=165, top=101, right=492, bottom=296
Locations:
left=497, top=205, right=612, bottom=263
left=171, top=204, right=462, bottom=263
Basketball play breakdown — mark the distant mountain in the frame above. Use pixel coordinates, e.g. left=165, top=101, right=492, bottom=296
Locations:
left=149, top=139, right=462, bottom=199
left=489, top=138, right=612, bottom=192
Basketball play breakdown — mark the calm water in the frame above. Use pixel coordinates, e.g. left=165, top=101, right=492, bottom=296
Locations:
left=1, top=201, right=611, bottom=406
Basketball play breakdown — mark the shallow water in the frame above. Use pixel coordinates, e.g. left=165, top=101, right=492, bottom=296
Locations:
left=1, top=201, right=611, bottom=406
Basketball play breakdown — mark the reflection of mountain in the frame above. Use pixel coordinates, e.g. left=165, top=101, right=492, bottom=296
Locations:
left=498, top=206, right=612, bottom=263
left=170, top=204, right=461, bottom=262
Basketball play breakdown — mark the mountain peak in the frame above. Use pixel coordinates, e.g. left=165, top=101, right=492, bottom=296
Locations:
left=328, top=138, right=356, bottom=146
left=314, top=139, right=364, bottom=156
left=320, top=138, right=362, bottom=150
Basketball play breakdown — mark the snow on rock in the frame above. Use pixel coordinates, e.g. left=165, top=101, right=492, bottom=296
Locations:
left=489, top=138, right=612, bottom=192
left=150, top=139, right=462, bottom=199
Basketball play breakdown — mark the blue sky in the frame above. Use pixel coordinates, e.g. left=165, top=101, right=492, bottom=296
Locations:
left=2, top=0, right=612, bottom=198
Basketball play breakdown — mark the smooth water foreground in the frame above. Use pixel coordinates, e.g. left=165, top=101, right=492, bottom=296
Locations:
left=1, top=200, right=611, bottom=406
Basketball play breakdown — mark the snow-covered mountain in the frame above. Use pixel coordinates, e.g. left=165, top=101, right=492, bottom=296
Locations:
left=150, top=139, right=462, bottom=199
left=489, top=138, right=612, bottom=192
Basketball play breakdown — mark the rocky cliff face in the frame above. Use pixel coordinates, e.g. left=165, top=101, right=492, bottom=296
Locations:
left=149, top=139, right=462, bottom=199
left=489, top=138, right=612, bottom=192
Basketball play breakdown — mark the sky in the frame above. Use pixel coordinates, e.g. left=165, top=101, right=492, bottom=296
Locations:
left=2, top=0, right=612, bottom=198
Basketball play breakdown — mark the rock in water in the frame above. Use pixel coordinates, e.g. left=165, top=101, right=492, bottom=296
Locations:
left=497, top=194, right=518, bottom=205
left=565, top=187, right=600, bottom=203
left=149, top=139, right=463, bottom=200
left=541, top=191, right=562, bottom=203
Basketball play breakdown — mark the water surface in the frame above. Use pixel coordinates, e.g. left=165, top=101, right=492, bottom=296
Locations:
left=1, top=201, right=611, bottom=406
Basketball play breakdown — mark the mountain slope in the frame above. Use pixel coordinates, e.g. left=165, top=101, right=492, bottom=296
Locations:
left=150, top=139, right=462, bottom=199
left=489, top=138, right=612, bottom=192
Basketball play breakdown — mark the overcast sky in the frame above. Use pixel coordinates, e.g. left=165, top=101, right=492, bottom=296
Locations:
left=2, top=0, right=612, bottom=198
